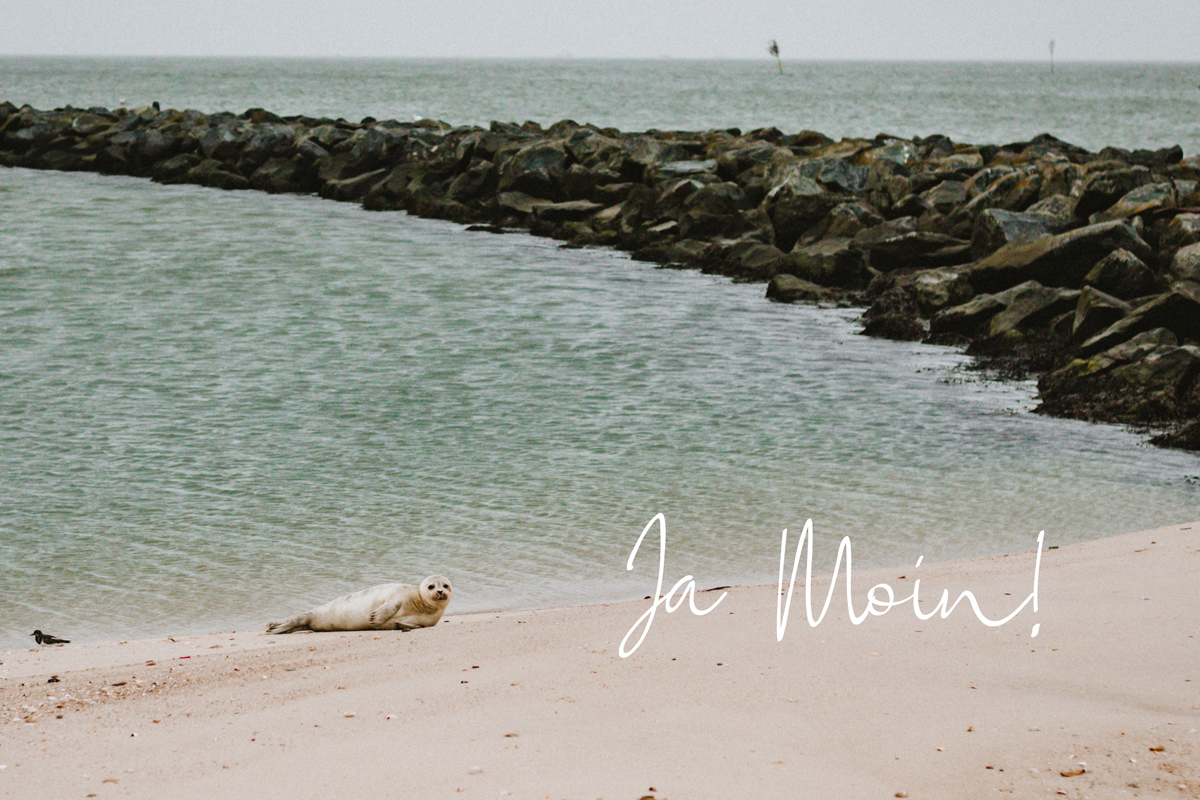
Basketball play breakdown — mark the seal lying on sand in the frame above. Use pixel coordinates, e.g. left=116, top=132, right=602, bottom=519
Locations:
left=266, top=576, right=452, bottom=634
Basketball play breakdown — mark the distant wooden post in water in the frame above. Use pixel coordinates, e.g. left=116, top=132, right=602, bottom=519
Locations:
left=1049, top=40, right=1055, bottom=74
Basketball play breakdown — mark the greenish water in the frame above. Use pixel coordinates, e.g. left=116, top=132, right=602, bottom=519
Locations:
left=1, top=59, right=1198, bottom=651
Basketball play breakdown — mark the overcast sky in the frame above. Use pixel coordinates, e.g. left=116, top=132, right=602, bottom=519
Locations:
left=2, top=0, right=1198, bottom=62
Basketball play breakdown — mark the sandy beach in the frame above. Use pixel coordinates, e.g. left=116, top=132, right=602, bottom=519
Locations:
left=2, top=521, right=1197, bottom=799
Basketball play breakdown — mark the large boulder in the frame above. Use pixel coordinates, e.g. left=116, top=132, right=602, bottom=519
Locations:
left=765, top=274, right=841, bottom=304
left=562, top=162, right=622, bottom=200
left=920, top=179, right=969, bottom=214
left=619, top=136, right=692, bottom=181
left=497, top=142, right=569, bottom=199
left=806, top=201, right=884, bottom=241
left=982, top=282, right=1080, bottom=340
left=1110, top=345, right=1200, bottom=394
left=852, top=225, right=970, bottom=273
left=1079, top=283, right=1200, bottom=356
left=1036, top=328, right=1187, bottom=422
left=861, top=286, right=928, bottom=341
left=1091, top=182, right=1178, bottom=223
left=1170, top=243, right=1200, bottom=284
left=188, top=158, right=250, bottom=190
left=766, top=172, right=847, bottom=250
left=908, top=267, right=975, bottom=315
left=966, top=220, right=1154, bottom=294
left=928, top=279, right=1048, bottom=338
left=680, top=182, right=748, bottom=239
left=1074, top=166, right=1155, bottom=218
left=198, top=121, right=248, bottom=164
left=796, top=156, right=870, bottom=193
left=1083, top=248, right=1162, bottom=299
left=1071, top=286, right=1130, bottom=343
left=969, top=208, right=1059, bottom=259
left=1023, top=194, right=1077, bottom=229
left=496, top=190, right=555, bottom=216
left=320, top=167, right=389, bottom=202
left=447, top=157, right=498, bottom=201
left=250, top=156, right=313, bottom=194
left=236, top=123, right=296, bottom=173
left=1157, top=213, right=1200, bottom=261
left=1050, top=328, right=1179, bottom=382
left=150, top=153, right=202, bottom=184
left=706, top=239, right=788, bottom=281
left=534, top=199, right=605, bottom=223
left=784, top=237, right=864, bottom=288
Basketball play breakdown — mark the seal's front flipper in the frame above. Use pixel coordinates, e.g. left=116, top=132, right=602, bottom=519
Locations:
left=368, top=597, right=406, bottom=626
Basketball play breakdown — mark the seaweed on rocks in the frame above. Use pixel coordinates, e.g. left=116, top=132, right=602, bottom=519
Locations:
left=3, top=99, right=1199, bottom=450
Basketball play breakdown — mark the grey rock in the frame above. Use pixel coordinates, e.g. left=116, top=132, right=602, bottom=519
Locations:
left=1111, top=345, right=1200, bottom=393
left=656, top=159, right=718, bottom=177
left=1170, top=242, right=1200, bottom=284
left=784, top=237, right=864, bottom=288
left=1042, top=328, right=1178, bottom=383
left=921, top=180, right=968, bottom=214
left=797, top=157, right=870, bottom=193
left=909, top=267, right=975, bottom=315
left=320, top=167, right=389, bottom=202
left=766, top=172, right=846, bottom=250
left=1083, top=248, right=1160, bottom=299
left=852, top=227, right=970, bottom=273
left=969, top=208, right=1058, bottom=259
left=985, top=282, right=1081, bottom=339
left=929, top=279, right=1039, bottom=337
left=1024, top=194, right=1078, bottom=228
left=967, top=220, right=1154, bottom=294
left=1079, top=282, right=1200, bottom=356
left=710, top=239, right=788, bottom=281
left=497, top=141, right=569, bottom=199
left=1071, top=286, right=1131, bottom=343
left=680, top=181, right=748, bottom=239
left=1074, top=166, right=1154, bottom=218
left=188, top=158, right=251, bottom=191
left=250, top=156, right=311, bottom=194
left=860, top=286, right=928, bottom=341
left=497, top=190, right=555, bottom=216
left=198, top=122, right=247, bottom=163
left=447, top=158, right=498, bottom=201
left=534, top=199, right=605, bottom=223
left=1091, top=182, right=1177, bottom=223
left=766, top=273, right=840, bottom=303
left=1158, top=213, right=1200, bottom=259
left=810, top=202, right=884, bottom=241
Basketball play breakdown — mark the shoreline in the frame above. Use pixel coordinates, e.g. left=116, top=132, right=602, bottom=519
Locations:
left=4, top=521, right=1197, bottom=798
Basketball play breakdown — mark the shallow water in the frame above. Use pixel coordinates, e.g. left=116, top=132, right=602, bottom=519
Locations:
left=2, top=58, right=1199, bottom=650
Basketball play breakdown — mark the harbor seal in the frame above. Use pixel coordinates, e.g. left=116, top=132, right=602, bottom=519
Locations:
left=265, top=576, right=452, bottom=635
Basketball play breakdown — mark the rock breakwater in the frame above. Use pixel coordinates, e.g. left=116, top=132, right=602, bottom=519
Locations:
left=3, top=100, right=1199, bottom=450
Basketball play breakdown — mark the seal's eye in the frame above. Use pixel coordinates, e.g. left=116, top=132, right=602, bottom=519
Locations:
left=428, top=584, right=435, bottom=590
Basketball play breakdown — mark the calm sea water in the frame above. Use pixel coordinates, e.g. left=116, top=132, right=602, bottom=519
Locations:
left=2, top=58, right=1199, bottom=651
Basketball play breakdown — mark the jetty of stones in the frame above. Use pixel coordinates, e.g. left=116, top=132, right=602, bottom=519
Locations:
left=3, top=100, right=1199, bottom=451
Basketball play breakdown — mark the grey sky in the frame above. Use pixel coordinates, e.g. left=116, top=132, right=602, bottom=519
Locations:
left=2, top=0, right=1198, bottom=61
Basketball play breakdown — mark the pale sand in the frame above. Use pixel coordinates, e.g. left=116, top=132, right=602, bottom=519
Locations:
left=2, top=522, right=1197, bottom=799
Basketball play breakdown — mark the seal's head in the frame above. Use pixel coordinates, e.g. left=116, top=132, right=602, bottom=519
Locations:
left=420, top=575, right=453, bottom=607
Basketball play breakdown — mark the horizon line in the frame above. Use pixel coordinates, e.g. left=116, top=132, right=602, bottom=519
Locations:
left=2, top=53, right=1198, bottom=65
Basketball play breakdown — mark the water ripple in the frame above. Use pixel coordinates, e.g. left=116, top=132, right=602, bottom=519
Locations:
left=0, top=167, right=1197, bottom=650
